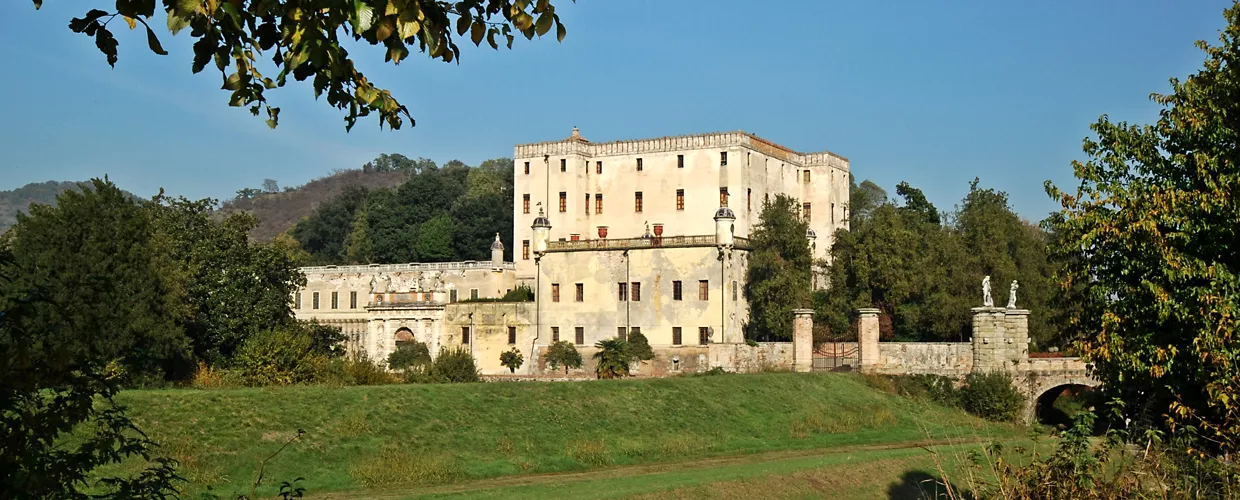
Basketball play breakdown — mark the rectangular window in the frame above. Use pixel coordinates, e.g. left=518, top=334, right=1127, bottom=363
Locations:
left=596, top=161, right=603, bottom=174
left=699, top=327, right=710, bottom=345
left=698, top=280, right=709, bottom=300
left=677, top=154, right=684, bottom=168
left=618, top=282, right=628, bottom=302
left=676, top=189, right=685, bottom=210
left=617, top=326, right=627, bottom=341
left=559, top=192, right=567, bottom=213
left=803, top=170, right=811, bottom=183
left=803, top=202, right=811, bottom=222
left=672, top=327, right=683, bottom=345
left=747, top=188, right=752, bottom=211
left=720, top=188, right=729, bottom=207
left=462, top=326, right=471, bottom=344
left=585, top=193, right=590, bottom=215
left=575, top=283, right=584, bottom=302
left=634, top=192, right=643, bottom=213
left=552, top=326, right=560, bottom=343
left=522, top=240, right=530, bottom=260
left=524, top=161, right=530, bottom=175
left=330, top=292, right=338, bottom=309
left=552, top=283, right=560, bottom=302
left=575, top=326, right=585, bottom=345
left=350, top=291, right=358, bottom=309
left=295, top=291, right=301, bottom=309
left=595, top=194, right=603, bottom=214
left=673, top=280, right=683, bottom=300
left=560, top=158, right=566, bottom=172
left=630, top=282, right=641, bottom=301
left=312, top=292, right=320, bottom=309
left=832, top=202, right=836, bottom=221
left=508, top=326, right=517, bottom=345
left=732, top=281, right=738, bottom=301
left=523, top=194, right=530, bottom=214
left=631, top=326, right=641, bottom=340
left=450, top=289, right=458, bottom=303
left=720, top=152, right=728, bottom=166
left=636, top=158, right=643, bottom=171
left=471, top=288, right=479, bottom=300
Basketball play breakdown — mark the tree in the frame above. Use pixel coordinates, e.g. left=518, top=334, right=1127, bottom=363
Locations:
left=849, top=175, right=888, bottom=223
left=895, top=181, right=940, bottom=225
left=387, top=341, right=431, bottom=371
left=290, top=185, right=368, bottom=264
left=745, top=194, right=811, bottom=341
left=593, top=339, right=632, bottom=379
left=544, top=341, right=582, bottom=374
left=35, top=1, right=570, bottom=130
left=343, top=204, right=374, bottom=264
left=0, top=181, right=184, bottom=496
left=262, top=179, right=280, bottom=193
left=627, top=330, right=654, bottom=361
left=1045, top=4, right=1240, bottom=454
left=499, top=348, right=524, bottom=374
left=414, top=213, right=456, bottom=262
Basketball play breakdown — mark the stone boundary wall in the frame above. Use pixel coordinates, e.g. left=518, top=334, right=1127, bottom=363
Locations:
left=710, top=342, right=795, bottom=373
left=873, top=342, right=973, bottom=376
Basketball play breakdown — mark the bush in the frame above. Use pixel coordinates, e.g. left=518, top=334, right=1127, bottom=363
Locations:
left=627, top=331, right=654, bottom=361
left=316, top=355, right=399, bottom=386
left=387, top=341, right=431, bottom=371
left=864, top=374, right=961, bottom=408
left=499, top=348, right=524, bottom=373
left=593, top=339, right=632, bottom=379
left=423, top=347, right=480, bottom=383
left=959, top=371, right=1025, bottom=422
left=544, top=341, right=582, bottom=374
left=233, top=326, right=326, bottom=386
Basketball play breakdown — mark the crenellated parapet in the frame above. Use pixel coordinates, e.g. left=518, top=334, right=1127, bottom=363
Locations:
left=513, top=130, right=849, bottom=172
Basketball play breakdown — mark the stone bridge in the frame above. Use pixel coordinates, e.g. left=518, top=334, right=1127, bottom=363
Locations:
left=796, top=307, right=1099, bottom=423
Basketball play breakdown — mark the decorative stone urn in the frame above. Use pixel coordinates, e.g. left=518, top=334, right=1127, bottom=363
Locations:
left=570, top=233, right=580, bottom=241
left=653, top=224, right=664, bottom=236
left=598, top=226, right=608, bottom=238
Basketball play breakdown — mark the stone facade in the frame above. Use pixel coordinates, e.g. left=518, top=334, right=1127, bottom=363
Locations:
left=512, top=129, right=850, bottom=289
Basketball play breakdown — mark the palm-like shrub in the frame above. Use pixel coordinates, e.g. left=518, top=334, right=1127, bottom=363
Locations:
left=593, top=339, right=633, bottom=379
left=499, top=348, right=524, bottom=373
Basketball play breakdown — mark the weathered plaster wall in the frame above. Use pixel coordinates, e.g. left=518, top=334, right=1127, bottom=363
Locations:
left=535, top=244, right=749, bottom=345
left=443, top=302, right=535, bottom=375
left=513, top=130, right=850, bottom=283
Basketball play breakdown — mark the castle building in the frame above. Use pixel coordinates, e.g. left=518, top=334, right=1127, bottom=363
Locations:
left=293, top=129, right=849, bottom=374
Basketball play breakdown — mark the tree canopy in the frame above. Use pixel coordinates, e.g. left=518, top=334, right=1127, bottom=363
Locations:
left=34, top=0, right=570, bottom=130
left=1046, top=4, right=1240, bottom=455
left=291, top=156, right=514, bottom=265
left=744, top=194, right=812, bottom=341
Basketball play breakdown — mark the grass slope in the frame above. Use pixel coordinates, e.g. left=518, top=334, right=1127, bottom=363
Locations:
left=109, top=373, right=1016, bottom=497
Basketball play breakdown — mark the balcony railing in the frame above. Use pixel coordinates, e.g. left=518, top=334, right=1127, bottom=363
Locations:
left=301, top=260, right=515, bottom=274
left=546, top=235, right=751, bottom=252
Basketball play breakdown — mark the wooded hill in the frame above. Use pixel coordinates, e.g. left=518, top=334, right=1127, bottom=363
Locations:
left=0, top=181, right=131, bottom=234
left=219, top=168, right=409, bottom=242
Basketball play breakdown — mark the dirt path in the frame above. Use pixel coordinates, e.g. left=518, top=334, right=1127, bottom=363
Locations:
left=311, top=437, right=990, bottom=499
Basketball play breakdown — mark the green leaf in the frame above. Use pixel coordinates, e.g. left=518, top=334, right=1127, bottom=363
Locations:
left=223, top=72, right=241, bottom=90
left=265, top=106, right=280, bottom=128
left=556, top=20, right=566, bottom=42
left=145, top=25, right=168, bottom=55
left=456, top=12, right=471, bottom=36
left=375, top=17, right=394, bottom=41
left=470, top=21, right=484, bottom=46
left=33, top=0, right=43, bottom=9
left=352, top=0, right=375, bottom=33
left=535, top=12, right=552, bottom=37
left=166, top=11, right=191, bottom=35
left=94, top=29, right=119, bottom=67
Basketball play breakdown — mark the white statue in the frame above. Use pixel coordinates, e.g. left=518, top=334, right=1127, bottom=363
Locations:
left=982, top=275, right=993, bottom=307
left=368, top=274, right=378, bottom=294
left=1007, top=280, right=1019, bottom=309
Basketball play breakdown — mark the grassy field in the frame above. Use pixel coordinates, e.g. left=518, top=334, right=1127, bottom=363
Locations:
left=105, top=372, right=1020, bottom=497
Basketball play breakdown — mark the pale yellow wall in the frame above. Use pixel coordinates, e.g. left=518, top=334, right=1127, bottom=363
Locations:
left=531, top=245, right=749, bottom=348
left=443, top=302, right=536, bottom=374
left=512, top=131, right=849, bottom=286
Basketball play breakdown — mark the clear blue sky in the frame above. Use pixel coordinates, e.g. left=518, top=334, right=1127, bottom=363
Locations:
left=0, top=1, right=1231, bottom=220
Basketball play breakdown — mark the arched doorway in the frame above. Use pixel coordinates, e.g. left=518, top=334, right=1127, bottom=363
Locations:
left=1034, top=383, right=1099, bottom=429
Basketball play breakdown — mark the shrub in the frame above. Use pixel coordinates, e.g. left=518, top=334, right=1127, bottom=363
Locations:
left=233, top=326, right=325, bottom=386
left=316, top=355, right=399, bottom=386
left=627, top=331, right=654, bottom=361
left=544, top=340, right=583, bottom=374
left=593, top=339, right=632, bottom=379
left=959, top=371, right=1025, bottom=422
left=425, top=347, right=480, bottom=383
left=864, top=374, right=961, bottom=408
left=387, top=341, right=431, bottom=371
left=499, top=348, right=524, bottom=373
left=501, top=285, right=534, bottom=302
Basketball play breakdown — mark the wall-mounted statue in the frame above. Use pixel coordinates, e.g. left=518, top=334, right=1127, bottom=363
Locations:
left=982, top=275, right=993, bottom=307
left=1007, top=280, right=1019, bottom=309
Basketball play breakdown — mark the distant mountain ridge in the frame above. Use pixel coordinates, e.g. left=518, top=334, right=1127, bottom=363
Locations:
left=0, top=181, right=135, bottom=234
left=219, top=169, right=409, bottom=241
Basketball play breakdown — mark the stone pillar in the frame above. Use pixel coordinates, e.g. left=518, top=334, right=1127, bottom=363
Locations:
left=971, top=307, right=1009, bottom=372
left=1005, top=309, right=1031, bottom=360
left=792, top=309, right=814, bottom=373
left=857, top=308, right=880, bottom=373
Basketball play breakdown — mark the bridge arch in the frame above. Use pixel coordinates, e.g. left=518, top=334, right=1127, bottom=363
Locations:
left=1020, top=374, right=1099, bottom=424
